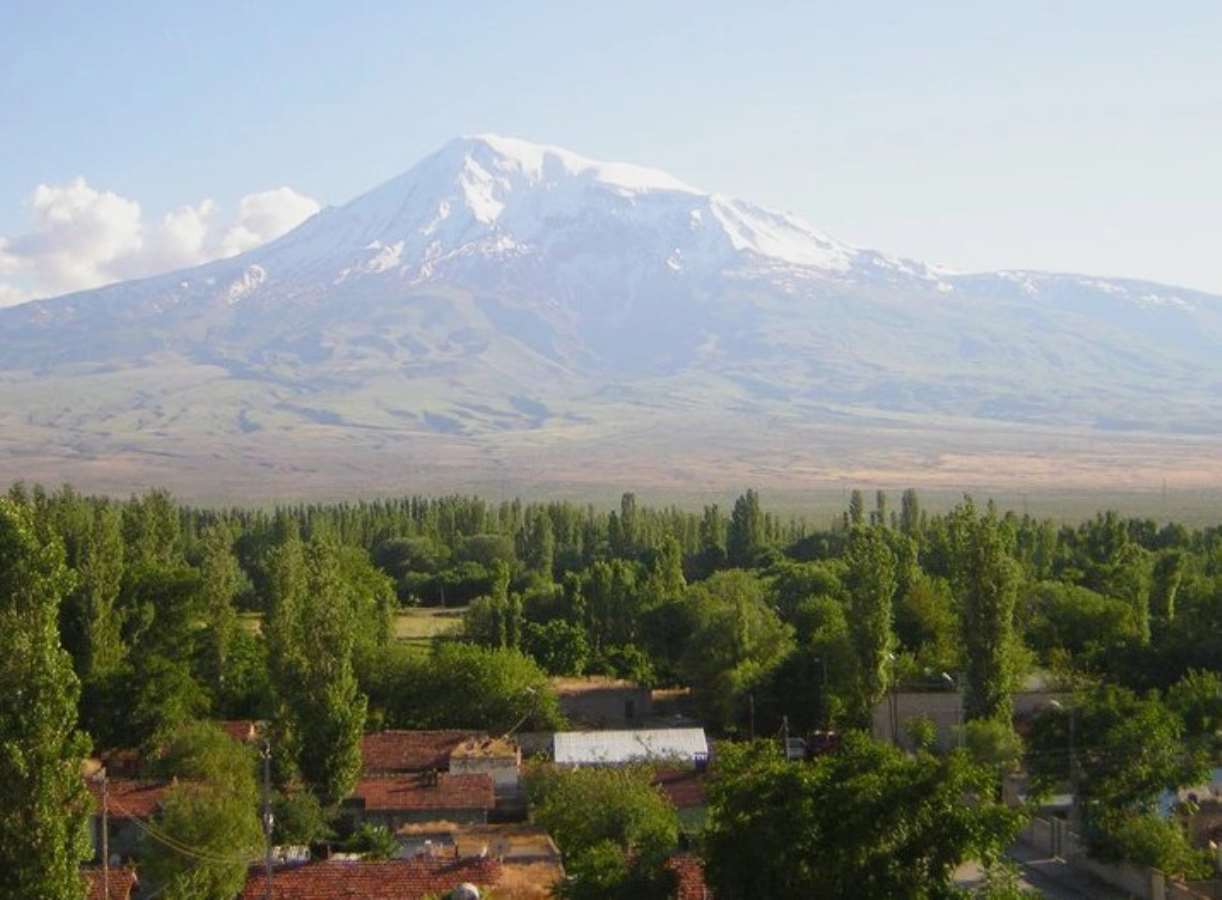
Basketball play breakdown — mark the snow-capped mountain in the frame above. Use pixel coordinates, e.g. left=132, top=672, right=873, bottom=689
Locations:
left=1, top=136, right=1219, bottom=497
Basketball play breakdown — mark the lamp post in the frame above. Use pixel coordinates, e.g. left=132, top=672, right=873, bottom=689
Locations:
left=1049, top=700, right=1077, bottom=827
left=813, top=655, right=829, bottom=730
left=887, top=652, right=899, bottom=747
left=941, top=672, right=963, bottom=749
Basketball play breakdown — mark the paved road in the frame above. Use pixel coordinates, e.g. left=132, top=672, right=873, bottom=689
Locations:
left=956, top=843, right=1129, bottom=899
left=1007, top=843, right=1128, bottom=899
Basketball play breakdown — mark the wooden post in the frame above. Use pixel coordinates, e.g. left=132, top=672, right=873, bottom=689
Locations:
left=101, top=769, right=109, bottom=899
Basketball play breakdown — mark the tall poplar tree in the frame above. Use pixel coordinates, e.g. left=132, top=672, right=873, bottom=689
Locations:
left=266, top=537, right=367, bottom=807
left=949, top=501, right=1020, bottom=722
left=843, top=526, right=897, bottom=723
left=198, top=523, right=241, bottom=695
left=0, top=498, right=92, bottom=899
left=727, top=490, right=764, bottom=568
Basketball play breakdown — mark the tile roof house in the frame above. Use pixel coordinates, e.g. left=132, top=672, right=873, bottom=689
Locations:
left=86, top=779, right=172, bottom=821
left=651, top=768, right=708, bottom=810
left=238, top=857, right=501, bottom=899
left=82, top=866, right=138, bottom=900
left=344, top=774, right=496, bottom=829
left=218, top=719, right=262, bottom=743
left=361, top=730, right=481, bottom=773
left=668, top=853, right=712, bottom=900
left=85, top=779, right=174, bottom=863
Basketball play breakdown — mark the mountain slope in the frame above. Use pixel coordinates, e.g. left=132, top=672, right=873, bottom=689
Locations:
left=1, top=135, right=1219, bottom=497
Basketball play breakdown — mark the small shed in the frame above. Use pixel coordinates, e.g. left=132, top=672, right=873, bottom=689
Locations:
left=553, top=728, right=709, bottom=767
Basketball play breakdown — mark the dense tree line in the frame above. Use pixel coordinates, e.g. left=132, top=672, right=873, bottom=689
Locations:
left=2, top=480, right=1220, bottom=895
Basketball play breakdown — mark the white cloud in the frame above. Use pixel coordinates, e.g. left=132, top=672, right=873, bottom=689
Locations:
left=221, top=187, right=321, bottom=258
left=0, top=180, right=319, bottom=307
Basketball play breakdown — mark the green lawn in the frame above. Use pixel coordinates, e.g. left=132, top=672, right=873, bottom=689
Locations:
left=394, top=606, right=466, bottom=641
left=237, top=607, right=465, bottom=650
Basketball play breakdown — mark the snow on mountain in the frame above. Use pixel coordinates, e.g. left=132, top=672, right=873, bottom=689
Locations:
left=238, top=134, right=878, bottom=293
left=0, top=134, right=1219, bottom=453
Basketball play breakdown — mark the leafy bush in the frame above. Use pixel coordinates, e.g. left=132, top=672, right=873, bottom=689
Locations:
left=1091, top=812, right=1212, bottom=879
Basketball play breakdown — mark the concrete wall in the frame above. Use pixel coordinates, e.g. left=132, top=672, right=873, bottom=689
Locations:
left=872, top=690, right=1069, bottom=750
left=1017, top=815, right=1217, bottom=900
left=449, top=755, right=520, bottom=794
left=361, top=808, right=488, bottom=830
left=92, top=817, right=143, bottom=863
left=557, top=686, right=652, bottom=728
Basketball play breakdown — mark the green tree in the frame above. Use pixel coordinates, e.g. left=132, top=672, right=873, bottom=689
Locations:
left=387, top=642, right=563, bottom=732
left=949, top=502, right=1020, bottom=722
left=197, top=524, right=241, bottom=695
left=843, top=526, right=897, bottom=723
left=265, top=537, right=367, bottom=807
left=899, top=488, right=922, bottom=537
left=523, top=511, right=555, bottom=579
left=1150, top=550, right=1185, bottom=634
left=702, top=735, right=1024, bottom=899
left=524, top=619, right=589, bottom=675
left=0, top=498, right=93, bottom=900
left=59, top=502, right=127, bottom=682
left=726, top=490, right=765, bottom=567
left=1165, top=669, right=1222, bottom=756
left=528, top=765, right=678, bottom=900
left=1029, top=686, right=1209, bottom=832
left=679, top=571, right=794, bottom=729
left=694, top=504, right=727, bottom=576
left=143, top=722, right=263, bottom=899
left=848, top=489, right=865, bottom=527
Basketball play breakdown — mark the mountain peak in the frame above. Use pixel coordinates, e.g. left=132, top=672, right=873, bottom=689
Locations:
left=444, top=134, right=706, bottom=197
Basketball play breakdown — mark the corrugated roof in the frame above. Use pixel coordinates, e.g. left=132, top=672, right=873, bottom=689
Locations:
left=553, top=728, right=708, bottom=765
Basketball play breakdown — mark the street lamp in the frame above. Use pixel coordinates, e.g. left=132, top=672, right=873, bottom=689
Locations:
left=887, top=652, right=899, bottom=747
left=941, top=672, right=964, bottom=748
left=1049, top=699, right=1077, bottom=825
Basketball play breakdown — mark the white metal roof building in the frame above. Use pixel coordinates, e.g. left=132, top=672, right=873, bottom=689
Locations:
left=552, top=728, right=709, bottom=767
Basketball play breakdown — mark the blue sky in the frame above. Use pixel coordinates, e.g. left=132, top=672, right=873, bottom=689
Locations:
left=2, top=1, right=1221, bottom=301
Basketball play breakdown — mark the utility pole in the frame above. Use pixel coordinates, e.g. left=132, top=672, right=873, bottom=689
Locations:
left=781, top=715, right=789, bottom=758
left=262, top=740, right=273, bottom=900
left=101, top=769, right=109, bottom=900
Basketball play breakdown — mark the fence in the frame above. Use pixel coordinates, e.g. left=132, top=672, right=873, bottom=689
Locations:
left=1018, top=816, right=1219, bottom=900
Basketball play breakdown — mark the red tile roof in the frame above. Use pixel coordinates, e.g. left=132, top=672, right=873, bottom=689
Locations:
left=219, top=720, right=261, bottom=742
left=238, top=858, right=501, bottom=899
left=86, top=780, right=172, bottom=820
left=361, top=731, right=482, bottom=773
left=350, top=774, right=495, bottom=812
left=668, top=854, right=711, bottom=900
left=82, top=866, right=138, bottom=900
left=652, top=768, right=708, bottom=809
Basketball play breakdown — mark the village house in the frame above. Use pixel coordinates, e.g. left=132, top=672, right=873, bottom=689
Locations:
left=396, top=822, right=564, bottom=897
left=668, top=853, right=712, bottom=900
left=238, top=856, right=501, bottom=899
left=361, top=730, right=482, bottom=774
left=552, top=676, right=653, bottom=727
left=84, top=775, right=172, bottom=863
left=82, top=866, right=138, bottom=900
left=553, top=727, right=709, bottom=767
left=343, top=773, right=496, bottom=830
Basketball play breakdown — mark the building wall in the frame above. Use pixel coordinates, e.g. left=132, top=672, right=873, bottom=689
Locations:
left=872, top=690, right=1068, bottom=750
left=557, top=687, right=652, bottom=728
left=362, top=809, right=488, bottom=830
left=449, top=755, right=521, bottom=793
left=92, top=817, right=143, bottom=863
